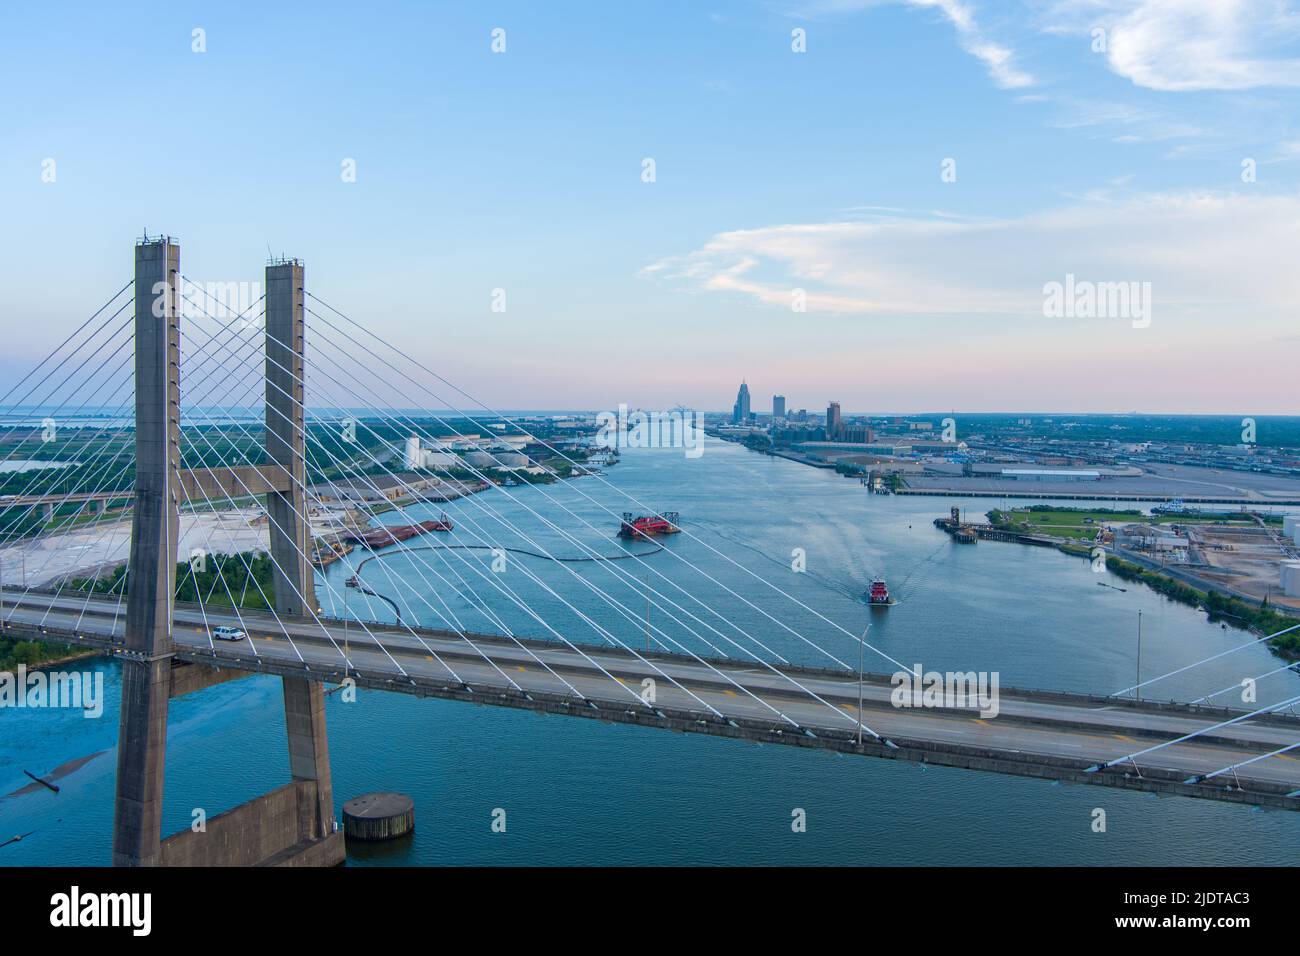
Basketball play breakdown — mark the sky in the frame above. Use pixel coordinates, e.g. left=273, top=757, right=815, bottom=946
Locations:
left=2, top=0, right=1300, bottom=414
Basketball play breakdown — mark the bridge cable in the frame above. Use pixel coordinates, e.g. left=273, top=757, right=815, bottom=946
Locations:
left=305, top=293, right=912, bottom=679
left=0, top=279, right=132, bottom=416
left=301, top=346, right=827, bottom=730
left=299, top=311, right=891, bottom=736
left=1109, top=622, right=1300, bottom=699
left=297, top=328, right=868, bottom=733
left=1085, top=691, right=1300, bottom=774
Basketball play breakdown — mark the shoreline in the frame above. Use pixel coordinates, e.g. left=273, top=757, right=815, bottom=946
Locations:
left=938, top=517, right=1300, bottom=662
left=897, top=487, right=1300, bottom=505
left=0, top=635, right=102, bottom=671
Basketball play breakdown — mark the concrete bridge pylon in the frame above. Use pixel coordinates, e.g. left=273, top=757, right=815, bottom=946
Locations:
left=111, top=237, right=344, bottom=867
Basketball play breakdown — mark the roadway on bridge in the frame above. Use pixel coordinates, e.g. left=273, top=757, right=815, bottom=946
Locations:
left=6, top=591, right=1300, bottom=793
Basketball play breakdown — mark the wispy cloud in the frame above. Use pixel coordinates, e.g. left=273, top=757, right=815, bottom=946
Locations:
left=645, top=191, right=1300, bottom=318
left=789, top=0, right=1035, bottom=88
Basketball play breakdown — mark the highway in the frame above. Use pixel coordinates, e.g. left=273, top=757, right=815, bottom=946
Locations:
left=4, top=590, right=1299, bottom=808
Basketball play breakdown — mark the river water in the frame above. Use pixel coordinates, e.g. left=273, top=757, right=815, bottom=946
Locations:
left=2, top=437, right=1298, bottom=865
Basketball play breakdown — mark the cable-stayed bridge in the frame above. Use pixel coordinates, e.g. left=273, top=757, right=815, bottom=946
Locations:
left=1, top=237, right=1297, bottom=868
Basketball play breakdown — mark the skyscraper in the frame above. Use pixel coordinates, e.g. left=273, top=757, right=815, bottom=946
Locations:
left=732, top=381, right=751, bottom=424
left=773, top=395, right=786, bottom=419
left=826, top=401, right=841, bottom=440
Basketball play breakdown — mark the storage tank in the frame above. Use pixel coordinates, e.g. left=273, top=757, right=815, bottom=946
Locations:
left=1284, top=515, right=1300, bottom=539
left=462, top=450, right=495, bottom=469
left=1282, top=562, right=1300, bottom=597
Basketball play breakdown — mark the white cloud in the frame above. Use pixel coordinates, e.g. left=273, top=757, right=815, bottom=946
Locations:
left=908, top=0, right=1036, bottom=86
left=1042, top=0, right=1300, bottom=91
left=791, top=0, right=1035, bottom=87
left=645, top=192, right=1300, bottom=320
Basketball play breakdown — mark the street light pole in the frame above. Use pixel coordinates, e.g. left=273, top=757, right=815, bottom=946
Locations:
left=1135, top=610, right=1143, bottom=702
left=857, top=625, right=868, bottom=747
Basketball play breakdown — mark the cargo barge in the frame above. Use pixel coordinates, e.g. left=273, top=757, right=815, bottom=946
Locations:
left=618, top=511, right=680, bottom=540
left=343, top=514, right=454, bottom=549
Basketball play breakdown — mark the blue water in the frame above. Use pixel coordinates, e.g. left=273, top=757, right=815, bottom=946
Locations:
left=2, top=439, right=1298, bottom=865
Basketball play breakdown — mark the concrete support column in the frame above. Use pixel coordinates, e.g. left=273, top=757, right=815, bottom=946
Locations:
left=266, top=259, right=336, bottom=845
left=113, top=237, right=181, bottom=867
left=264, top=260, right=315, bottom=618
left=283, top=677, right=335, bottom=840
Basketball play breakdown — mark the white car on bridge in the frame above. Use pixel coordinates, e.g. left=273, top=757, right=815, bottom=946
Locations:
left=211, top=626, right=246, bottom=642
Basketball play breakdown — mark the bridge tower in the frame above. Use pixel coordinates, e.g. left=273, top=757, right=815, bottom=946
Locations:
left=112, top=237, right=181, bottom=867
left=265, top=258, right=337, bottom=855
left=111, top=238, right=344, bottom=866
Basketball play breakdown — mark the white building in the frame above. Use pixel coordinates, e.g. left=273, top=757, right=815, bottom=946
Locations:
left=404, top=434, right=463, bottom=470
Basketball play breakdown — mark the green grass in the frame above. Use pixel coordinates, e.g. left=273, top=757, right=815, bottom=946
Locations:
left=988, top=508, right=1111, bottom=541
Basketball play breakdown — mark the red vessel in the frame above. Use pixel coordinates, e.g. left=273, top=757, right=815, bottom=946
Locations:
left=618, top=511, right=680, bottom=539
left=867, top=577, right=891, bottom=605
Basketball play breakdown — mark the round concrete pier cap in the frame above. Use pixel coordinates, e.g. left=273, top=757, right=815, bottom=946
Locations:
left=342, top=792, right=415, bottom=841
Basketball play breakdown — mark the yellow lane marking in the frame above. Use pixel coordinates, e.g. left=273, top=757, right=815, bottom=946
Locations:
left=723, top=690, right=737, bottom=697
left=425, top=655, right=434, bottom=662
left=517, top=666, right=526, bottom=672
left=1113, top=734, right=1135, bottom=743
left=971, top=718, right=991, bottom=727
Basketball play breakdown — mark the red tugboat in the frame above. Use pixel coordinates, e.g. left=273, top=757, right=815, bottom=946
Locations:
left=618, top=511, right=680, bottom=540
left=867, top=577, right=892, bottom=606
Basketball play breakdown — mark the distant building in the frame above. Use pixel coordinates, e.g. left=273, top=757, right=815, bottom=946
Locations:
left=405, top=434, right=464, bottom=470
left=773, top=394, right=786, bottom=419
left=795, top=441, right=905, bottom=456
left=998, top=468, right=1101, bottom=481
left=826, top=402, right=842, bottom=440
left=839, top=423, right=873, bottom=443
left=732, top=381, right=751, bottom=424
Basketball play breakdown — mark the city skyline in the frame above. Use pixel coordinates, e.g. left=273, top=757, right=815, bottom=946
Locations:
left=3, top=2, right=1300, bottom=413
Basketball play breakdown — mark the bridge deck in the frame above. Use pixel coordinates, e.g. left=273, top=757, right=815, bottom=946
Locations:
left=4, top=591, right=1298, bottom=810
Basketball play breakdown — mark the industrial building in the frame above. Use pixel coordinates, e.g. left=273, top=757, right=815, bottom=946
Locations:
left=312, top=473, right=443, bottom=504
